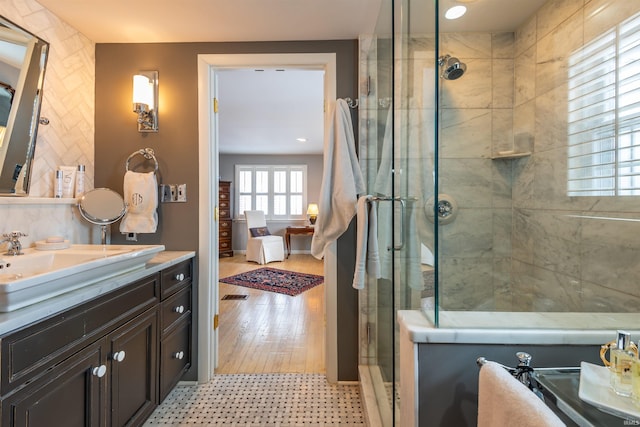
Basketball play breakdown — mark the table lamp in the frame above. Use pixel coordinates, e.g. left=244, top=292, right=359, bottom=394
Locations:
left=307, top=203, right=319, bottom=225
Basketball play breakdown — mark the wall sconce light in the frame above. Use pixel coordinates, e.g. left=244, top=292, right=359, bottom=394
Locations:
left=132, top=70, right=158, bottom=132
left=307, top=203, right=319, bottom=225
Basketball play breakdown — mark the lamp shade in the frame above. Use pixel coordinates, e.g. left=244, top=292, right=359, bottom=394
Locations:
left=133, top=74, right=154, bottom=109
left=307, top=203, right=319, bottom=216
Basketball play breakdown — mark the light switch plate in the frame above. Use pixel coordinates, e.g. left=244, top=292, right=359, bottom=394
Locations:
left=177, top=184, right=187, bottom=202
left=160, top=183, right=185, bottom=202
left=160, top=184, right=172, bottom=202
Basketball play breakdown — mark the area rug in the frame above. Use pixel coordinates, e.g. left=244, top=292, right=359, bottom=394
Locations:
left=220, top=267, right=324, bottom=296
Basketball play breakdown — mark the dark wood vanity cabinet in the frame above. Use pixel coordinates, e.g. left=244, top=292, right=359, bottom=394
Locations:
left=159, top=259, right=192, bottom=401
left=0, top=257, right=193, bottom=427
left=3, top=338, right=105, bottom=426
left=109, top=307, right=158, bottom=427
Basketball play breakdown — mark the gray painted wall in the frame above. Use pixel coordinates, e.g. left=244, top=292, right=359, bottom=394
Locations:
left=94, top=40, right=360, bottom=381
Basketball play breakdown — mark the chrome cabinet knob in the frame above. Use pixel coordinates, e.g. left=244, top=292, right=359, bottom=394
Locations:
left=112, top=351, right=126, bottom=362
left=173, top=305, right=185, bottom=314
left=173, top=351, right=184, bottom=360
left=92, top=365, right=107, bottom=378
left=175, top=273, right=185, bottom=281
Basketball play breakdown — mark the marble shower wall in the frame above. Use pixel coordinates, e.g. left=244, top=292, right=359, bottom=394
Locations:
left=511, top=0, right=640, bottom=312
left=436, top=31, right=516, bottom=310
left=0, top=0, right=95, bottom=245
left=432, top=0, right=640, bottom=313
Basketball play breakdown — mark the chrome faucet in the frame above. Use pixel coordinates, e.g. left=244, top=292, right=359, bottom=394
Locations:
left=1, top=231, right=27, bottom=255
left=513, top=351, right=534, bottom=388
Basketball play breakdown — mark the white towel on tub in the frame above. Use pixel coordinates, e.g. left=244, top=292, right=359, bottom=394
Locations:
left=478, top=361, right=565, bottom=427
left=119, top=170, right=158, bottom=233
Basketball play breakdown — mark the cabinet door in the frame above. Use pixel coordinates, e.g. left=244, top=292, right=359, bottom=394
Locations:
left=108, top=308, right=158, bottom=427
left=2, top=339, right=106, bottom=427
left=159, top=319, right=191, bottom=402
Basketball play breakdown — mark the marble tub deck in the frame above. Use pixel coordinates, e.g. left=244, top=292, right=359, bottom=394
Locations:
left=400, top=310, right=640, bottom=344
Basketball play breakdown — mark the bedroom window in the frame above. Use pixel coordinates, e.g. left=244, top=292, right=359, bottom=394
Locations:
left=567, top=11, right=640, bottom=196
left=235, top=165, right=307, bottom=220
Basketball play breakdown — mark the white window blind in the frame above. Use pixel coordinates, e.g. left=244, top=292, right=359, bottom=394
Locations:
left=568, top=12, right=640, bottom=196
left=235, top=165, right=307, bottom=220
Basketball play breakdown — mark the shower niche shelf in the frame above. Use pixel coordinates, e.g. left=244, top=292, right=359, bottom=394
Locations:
left=490, top=151, right=531, bottom=160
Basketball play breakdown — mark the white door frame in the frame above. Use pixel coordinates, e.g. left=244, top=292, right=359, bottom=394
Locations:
left=197, top=52, right=338, bottom=383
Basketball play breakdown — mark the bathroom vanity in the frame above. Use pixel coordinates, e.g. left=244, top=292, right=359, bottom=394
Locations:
left=0, top=250, right=195, bottom=426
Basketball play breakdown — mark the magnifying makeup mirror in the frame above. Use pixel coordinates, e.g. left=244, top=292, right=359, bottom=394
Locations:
left=78, top=188, right=126, bottom=244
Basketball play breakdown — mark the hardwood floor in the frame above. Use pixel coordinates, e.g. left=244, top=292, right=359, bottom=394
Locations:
left=216, top=253, right=325, bottom=374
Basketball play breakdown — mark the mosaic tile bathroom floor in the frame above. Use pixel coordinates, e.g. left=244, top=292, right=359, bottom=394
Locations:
left=144, top=373, right=366, bottom=426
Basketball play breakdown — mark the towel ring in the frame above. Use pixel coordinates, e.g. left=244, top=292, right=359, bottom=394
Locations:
left=126, top=147, right=158, bottom=174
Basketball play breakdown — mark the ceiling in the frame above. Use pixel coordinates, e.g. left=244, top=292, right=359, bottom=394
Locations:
left=217, top=68, right=325, bottom=155
left=35, top=0, right=548, bottom=155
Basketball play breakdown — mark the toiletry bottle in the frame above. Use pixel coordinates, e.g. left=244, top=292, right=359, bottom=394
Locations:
left=632, top=358, right=640, bottom=407
left=612, top=330, right=635, bottom=396
left=54, top=170, right=63, bottom=198
left=75, top=164, right=85, bottom=198
left=59, top=165, right=76, bottom=198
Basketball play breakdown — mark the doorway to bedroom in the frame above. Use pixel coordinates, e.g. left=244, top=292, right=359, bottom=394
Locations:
left=216, top=66, right=326, bottom=374
left=197, top=52, right=338, bottom=382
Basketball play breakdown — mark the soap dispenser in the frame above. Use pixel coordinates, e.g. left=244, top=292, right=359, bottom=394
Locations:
left=612, top=330, right=635, bottom=396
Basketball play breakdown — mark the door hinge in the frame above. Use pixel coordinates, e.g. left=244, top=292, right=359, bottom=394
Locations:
left=214, top=206, right=219, bottom=221
left=214, top=314, right=219, bottom=330
left=213, top=98, right=219, bottom=113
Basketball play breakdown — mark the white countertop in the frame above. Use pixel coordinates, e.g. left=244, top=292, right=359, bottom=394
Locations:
left=399, top=310, right=640, bottom=345
left=0, top=250, right=195, bottom=336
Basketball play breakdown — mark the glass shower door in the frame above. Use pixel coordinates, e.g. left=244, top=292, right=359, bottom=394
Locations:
left=358, top=0, right=437, bottom=425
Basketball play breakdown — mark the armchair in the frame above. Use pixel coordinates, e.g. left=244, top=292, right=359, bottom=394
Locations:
left=244, top=210, right=285, bottom=264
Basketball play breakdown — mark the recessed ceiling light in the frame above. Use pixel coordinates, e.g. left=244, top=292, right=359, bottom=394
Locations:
left=445, top=5, right=467, bottom=20
left=296, top=138, right=308, bottom=142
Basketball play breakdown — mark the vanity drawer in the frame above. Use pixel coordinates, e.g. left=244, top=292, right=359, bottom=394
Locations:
left=161, top=286, right=191, bottom=333
left=160, top=319, right=191, bottom=402
left=161, top=259, right=192, bottom=299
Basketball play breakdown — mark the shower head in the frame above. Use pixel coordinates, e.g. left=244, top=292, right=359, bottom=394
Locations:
left=438, top=55, right=467, bottom=80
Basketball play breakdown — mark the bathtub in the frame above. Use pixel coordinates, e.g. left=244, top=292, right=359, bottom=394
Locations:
left=398, top=310, right=640, bottom=427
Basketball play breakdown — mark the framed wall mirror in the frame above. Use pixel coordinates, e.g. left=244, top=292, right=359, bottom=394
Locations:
left=0, top=15, right=49, bottom=196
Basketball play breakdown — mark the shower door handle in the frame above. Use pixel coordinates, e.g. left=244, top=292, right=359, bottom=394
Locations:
left=371, top=196, right=408, bottom=251
left=392, top=198, right=406, bottom=251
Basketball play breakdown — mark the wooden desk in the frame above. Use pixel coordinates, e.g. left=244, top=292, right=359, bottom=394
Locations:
left=285, top=226, right=315, bottom=258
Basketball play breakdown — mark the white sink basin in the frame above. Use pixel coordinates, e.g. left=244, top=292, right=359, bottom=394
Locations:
left=0, top=244, right=165, bottom=312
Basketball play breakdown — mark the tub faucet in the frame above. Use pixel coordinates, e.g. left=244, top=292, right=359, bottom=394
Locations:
left=513, top=351, right=534, bottom=388
left=1, top=231, right=27, bottom=255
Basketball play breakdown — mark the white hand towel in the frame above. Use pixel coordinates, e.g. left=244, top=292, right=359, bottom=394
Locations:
left=119, top=170, right=158, bottom=233
left=478, top=361, right=565, bottom=427
left=311, top=98, right=365, bottom=259
left=353, top=195, right=381, bottom=289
